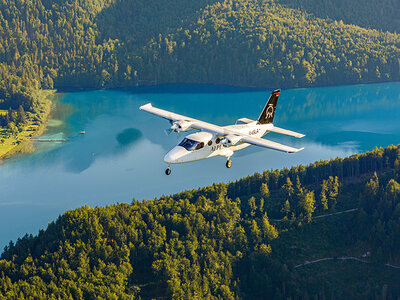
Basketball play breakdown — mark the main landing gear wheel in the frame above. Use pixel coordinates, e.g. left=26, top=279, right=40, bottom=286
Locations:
left=165, top=167, right=171, bottom=175
left=226, top=160, right=232, bottom=168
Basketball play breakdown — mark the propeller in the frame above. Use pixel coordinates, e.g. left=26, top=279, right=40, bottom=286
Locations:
left=164, top=128, right=174, bottom=136
left=165, top=120, right=175, bottom=136
left=164, top=120, right=191, bottom=139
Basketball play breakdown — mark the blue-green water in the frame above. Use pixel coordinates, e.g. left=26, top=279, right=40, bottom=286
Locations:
left=1, top=83, right=400, bottom=248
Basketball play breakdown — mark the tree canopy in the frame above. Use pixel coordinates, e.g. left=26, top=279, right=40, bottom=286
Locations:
left=1, top=0, right=400, bottom=129
left=1, top=145, right=400, bottom=298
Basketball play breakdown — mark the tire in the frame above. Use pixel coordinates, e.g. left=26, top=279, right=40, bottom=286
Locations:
left=165, top=168, right=171, bottom=175
left=226, top=160, right=232, bottom=168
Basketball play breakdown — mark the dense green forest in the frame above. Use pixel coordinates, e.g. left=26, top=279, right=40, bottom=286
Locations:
left=1, top=145, right=400, bottom=298
left=2, top=0, right=400, bottom=131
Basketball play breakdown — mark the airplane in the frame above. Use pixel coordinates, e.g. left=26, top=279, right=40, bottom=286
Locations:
left=140, top=89, right=305, bottom=175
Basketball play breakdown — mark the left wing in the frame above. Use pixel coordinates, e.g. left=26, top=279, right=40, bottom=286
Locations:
left=268, top=126, right=305, bottom=138
left=140, top=103, right=304, bottom=153
left=240, top=135, right=304, bottom=153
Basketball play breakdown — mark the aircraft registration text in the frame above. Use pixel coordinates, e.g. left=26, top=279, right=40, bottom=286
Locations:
left=212, top=145, right=223, bottom=151
left=249, top=129, right=260, bottom=135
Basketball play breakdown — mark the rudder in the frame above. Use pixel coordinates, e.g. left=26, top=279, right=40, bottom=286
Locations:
left=258, top=89, right=280, bottom=124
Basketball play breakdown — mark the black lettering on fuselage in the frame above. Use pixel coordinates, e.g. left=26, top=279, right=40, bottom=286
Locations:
left=212, top=145, right=223, bottom=151
left=249, top=129, right=260, bottom=135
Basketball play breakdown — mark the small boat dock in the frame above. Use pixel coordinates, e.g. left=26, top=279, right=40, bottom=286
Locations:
left=28, top=138, right=66, bottom=142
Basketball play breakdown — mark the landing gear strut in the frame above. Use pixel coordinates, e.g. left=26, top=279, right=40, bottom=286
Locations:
left=165, top=167, right=171, bottom=175
left=226, top=159, right=232, bottom=168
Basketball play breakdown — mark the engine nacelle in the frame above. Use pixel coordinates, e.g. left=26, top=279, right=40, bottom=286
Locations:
left=171, top=120, right=193, bottom=132
left=220, top=134, right=242, bottom=147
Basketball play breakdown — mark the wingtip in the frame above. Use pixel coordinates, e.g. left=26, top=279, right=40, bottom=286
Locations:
left=139, top=103, right=152, bottom=110
left=288, top=147, right=304, bottom=153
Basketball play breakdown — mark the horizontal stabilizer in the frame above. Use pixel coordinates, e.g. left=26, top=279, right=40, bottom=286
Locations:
left=268, top=126, right=305, bottom=138
left=237, top=118, right=256, bottom=124
left=241, top=135, right=304, bottom=153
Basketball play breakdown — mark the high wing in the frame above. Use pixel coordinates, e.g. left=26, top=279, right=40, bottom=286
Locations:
left=140, top=103, right=232, bottom=134
left=140, top=103, right=304, bottom=153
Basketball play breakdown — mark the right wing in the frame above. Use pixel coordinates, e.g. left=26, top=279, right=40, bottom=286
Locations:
left=140, top=103, right=232, bottom=135
left=139, top=103, right=189, bottom=123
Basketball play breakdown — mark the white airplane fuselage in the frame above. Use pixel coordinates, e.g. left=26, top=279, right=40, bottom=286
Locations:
left=164, top=122, right=273, bottom=164
left=140, top=88, right=304, bottom=175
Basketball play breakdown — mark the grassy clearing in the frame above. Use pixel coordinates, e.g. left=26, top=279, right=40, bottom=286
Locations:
left=0, top=90, right=55, bottom=160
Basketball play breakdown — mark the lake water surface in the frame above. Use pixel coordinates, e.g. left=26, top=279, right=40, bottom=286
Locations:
left=1, top=83, right=400, bottom=248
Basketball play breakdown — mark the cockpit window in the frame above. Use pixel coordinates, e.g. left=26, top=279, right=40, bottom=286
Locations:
left=178, top=138, right=204, bottom=151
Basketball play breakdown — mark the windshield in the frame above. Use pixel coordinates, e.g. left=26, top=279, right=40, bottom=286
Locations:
left=178, top=138, right=204, bottom=151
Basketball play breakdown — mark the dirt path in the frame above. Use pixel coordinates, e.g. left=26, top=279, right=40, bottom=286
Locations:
left=271, top=208, right=358, bottom=222
left=313, top=208, right=358, bottom=219
left=295, top=256, right=400, bottom=270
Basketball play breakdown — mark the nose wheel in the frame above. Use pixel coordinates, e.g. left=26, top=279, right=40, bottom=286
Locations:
left=165, top=167, right=171, bottom=175
left=226, top=159, right=232, bottom=168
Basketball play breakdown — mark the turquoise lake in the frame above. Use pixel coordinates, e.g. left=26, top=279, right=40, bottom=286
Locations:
left=1, top=82, right=400, bottom=248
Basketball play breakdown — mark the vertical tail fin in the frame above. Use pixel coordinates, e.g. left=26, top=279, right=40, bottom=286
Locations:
left=258, top=89, right=280, bottom=124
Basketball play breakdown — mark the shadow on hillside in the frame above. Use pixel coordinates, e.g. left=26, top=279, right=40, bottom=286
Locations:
left=279, top=0, right=400, bottom=33
left=95, top=0, right=218, bottom=43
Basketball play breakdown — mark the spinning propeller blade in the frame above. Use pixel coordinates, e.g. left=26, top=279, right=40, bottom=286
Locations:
left=164, top=128, right=174, bottom=136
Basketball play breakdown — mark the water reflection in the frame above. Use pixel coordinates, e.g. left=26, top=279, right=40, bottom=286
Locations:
left=0, top=82, right=400, bottom=248
left=116, top=128, right=142, bottom=147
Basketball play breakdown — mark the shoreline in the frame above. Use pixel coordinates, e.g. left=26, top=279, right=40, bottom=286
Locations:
left=55, top=79, right=400, bottom=94
left=1, top=80, right=399, bottom=162
left=0, top=90, right=56, bottom=162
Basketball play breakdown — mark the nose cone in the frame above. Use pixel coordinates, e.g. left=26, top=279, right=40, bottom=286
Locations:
left=164, top=146, right=188, bottom=164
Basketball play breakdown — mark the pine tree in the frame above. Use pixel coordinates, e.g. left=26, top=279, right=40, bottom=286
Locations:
left=262, top=213, right=278, bottom=240
left=260, top=183, right=270, bottom=198
left=248, top=196, right=257, bottom=217
left=302, top=191, right=316, bottom=223
left=18, top=105, right=26, bottom=124
left=42, top=74, right=54, bottom=89
left=295, top=176, right=303, bottom=196
left=281, top=199, right=291, bottom=217
left=363, top=172, right=380, bottom=212
left=282, top=177, right=294, bottom=199
left=259, top=197, right=264, bottom=213
left=327, top=176, right=340, bottom=211
left=250, top=220, right=261, bottom=244
left=320, top=180, right=329, bottom=210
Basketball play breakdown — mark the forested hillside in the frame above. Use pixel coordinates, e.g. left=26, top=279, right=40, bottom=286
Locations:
left=281, top=0, right=400, bottom=33
left=1, top=145, right=400, bottom=299
left=2, top=0, right=400, bottom=132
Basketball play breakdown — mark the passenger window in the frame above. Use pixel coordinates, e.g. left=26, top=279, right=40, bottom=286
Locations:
left=196, top=142, right=204, bottom=150
left=208, top=140, right=212, bottom=146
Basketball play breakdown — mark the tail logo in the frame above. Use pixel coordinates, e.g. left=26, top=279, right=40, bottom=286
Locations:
left=266, top=104, right=274, bottom=118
